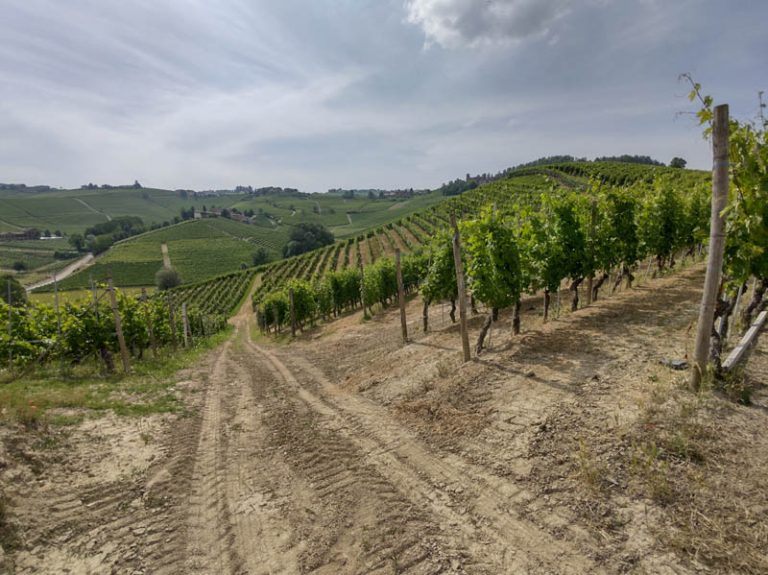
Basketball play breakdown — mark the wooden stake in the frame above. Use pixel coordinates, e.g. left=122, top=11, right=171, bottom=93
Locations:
left=53, top=273, right=62, bottom=337
left=358, top=252, right=369, bottom=319
left=450, top=213, right=471, bottom=363
left=6, top=279, right=12, bottom=366
left=167, top=292, right=178, bottom=350
left=181, top=303, right=190, bottom=348
left=289, top=287, right=296, bottom=337
left=107, top=276, right=130, bottom=373
left=395, top=249, right=408, bottom=343
left=141, top=288, right=157, bottom=358
left=722, top=310, right=767, bottom=372
left=90, top=275, right=99, bottom=321
left=691, top=104, right=729, bottom=390
left=586, top=199, right=597, bottom=305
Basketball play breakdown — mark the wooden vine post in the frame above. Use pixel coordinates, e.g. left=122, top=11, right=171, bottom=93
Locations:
left=586, top=198, right=597, bottom=305
left=691, top=103, right=729, bottom=391
left=289, top=287, right=297, bottom=337
left=166, top=292, right=178, bottom=351
left=358, top=252, right=369, bottom=320
left=181, top=303, right=190, bottom=348
left=450, top=213, right=471, bottom=363
left=141, top=288, right=158, bottom=358
left=107, top=276, right=131, bottom=374
left=6, top=279, right=12, bottom=366
left=53, top=273, right=62, bottom=337
left=395, top=249, right=408, bottom=343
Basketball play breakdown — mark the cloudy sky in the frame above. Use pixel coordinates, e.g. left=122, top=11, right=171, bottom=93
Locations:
left=1, top=0, right=766, bottom=192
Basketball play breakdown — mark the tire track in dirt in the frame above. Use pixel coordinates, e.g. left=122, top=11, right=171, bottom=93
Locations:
left=231, top=337, right=472, bottom=574
left=183, top=341, right=246, bottom=574
left=248, top=338, right=602, bottom=574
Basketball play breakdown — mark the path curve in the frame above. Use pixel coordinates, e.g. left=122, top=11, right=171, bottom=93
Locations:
left=25, top=253, right=94, bottom=292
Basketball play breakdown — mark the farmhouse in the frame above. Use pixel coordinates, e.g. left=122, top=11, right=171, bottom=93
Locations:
left=0, top=228, right=41, bottom=241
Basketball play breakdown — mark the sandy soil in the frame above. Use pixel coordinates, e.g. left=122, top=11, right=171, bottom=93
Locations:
left=1, top=263, right=766, bottom=574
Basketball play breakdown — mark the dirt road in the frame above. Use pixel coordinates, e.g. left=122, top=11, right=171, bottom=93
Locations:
left=140, top=302, right=598, bottom=574
left=24, top=253, right=94, bottom=292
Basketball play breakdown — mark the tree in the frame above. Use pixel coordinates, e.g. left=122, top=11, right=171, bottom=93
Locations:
left=252, top=247, right=271, bottom=266
left=12, top=261, right=27, bottom=272
left=1, top=275, right=27, bottom=306
left=283, top=223, right=334, bottom=257
left=68, top=233, right=86, bottom=252
left=155, top=267, right=182, bottom=291
left=670, top=157, right=687, bottom=169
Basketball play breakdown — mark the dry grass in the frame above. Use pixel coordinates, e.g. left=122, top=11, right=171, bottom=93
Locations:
left=623, top=375, right=768, bottom=574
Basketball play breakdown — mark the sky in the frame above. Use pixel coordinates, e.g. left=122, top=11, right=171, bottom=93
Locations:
left=1, top=0, right=766, bottom=193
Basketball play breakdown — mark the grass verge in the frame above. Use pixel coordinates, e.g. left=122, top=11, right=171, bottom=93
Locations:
left=0, top=328, right=231, bottom=428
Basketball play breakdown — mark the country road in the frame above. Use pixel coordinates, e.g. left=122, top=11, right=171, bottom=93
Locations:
left=97, top=300, right=599, bottom=574
left=24, top=253, right=94, bottom=291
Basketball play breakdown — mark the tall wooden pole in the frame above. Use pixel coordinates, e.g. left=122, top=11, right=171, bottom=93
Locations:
left=586, top=198, right=597, bottom=305
left=53, top=273, right=62, bottom=337
left=107, top=276, right=131, bottom=374
left=7, top=279, right=12, bottom=366
left=90, top=275, right=99, bottom=321
left=691, top=104, right=729, bottom=390
left=141, top=288, right=157, bottom=358
left=181, top=303, right=190, bottom=348
left=358, top=251, right=369, bottom=319
left=167, top=292, right=178, bottom=351
left=395, top=249, right=408, bottom=343
left=289, top=287, right=296, bottom=337
left=450, top=213, right=471, bottom=362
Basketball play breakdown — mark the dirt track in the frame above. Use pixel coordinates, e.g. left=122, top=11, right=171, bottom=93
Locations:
left=133, top=305, right=598, bottom=574
left=5, top=263, right=768, bottom=574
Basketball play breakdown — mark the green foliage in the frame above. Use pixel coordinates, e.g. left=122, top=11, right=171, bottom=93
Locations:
left=0, top=275, right=27, bottom=306
left=639, top=180, right=685, bottom=264
left=462, top=207, right=522, bottom=310
left=551, top=195, right=588, bottom=281
left=286, top=278, right=317, bottom=325
left=420, top=233, right=457, bottom=303
left=167, top=268, right=258, bottom=316
left=283, top=223, right=335, bottom=257
left=517, top=201, right=565, bottom=294
left=155, top=267, right=182, bottom=291
left=601, top=186, right=641, bottom=269
left=252, top=246, right=271, bottom=266
left=0, top=288, right=227, bottom=371
left=723, top=114, right=768, bottom=286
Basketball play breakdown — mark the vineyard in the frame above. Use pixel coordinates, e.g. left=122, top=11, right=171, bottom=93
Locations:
left=0, top=283, right=230, bottom=374
left=251, top=165, right=722, bottom=344
left=166, top=268, right=259, bottom=316
left=41, top=218, right=287, bottom=291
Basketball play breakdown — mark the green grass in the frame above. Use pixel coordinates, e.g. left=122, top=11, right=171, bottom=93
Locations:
left=0, top=329, right=231, bottom=428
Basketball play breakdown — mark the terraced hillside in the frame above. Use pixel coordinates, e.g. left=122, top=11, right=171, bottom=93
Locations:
left=251, top=164, right=709, bottom=304
left=45, top=218, right=287, bottom=290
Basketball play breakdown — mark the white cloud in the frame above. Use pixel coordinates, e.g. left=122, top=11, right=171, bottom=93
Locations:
left=405, top=0, right=573, bottom=48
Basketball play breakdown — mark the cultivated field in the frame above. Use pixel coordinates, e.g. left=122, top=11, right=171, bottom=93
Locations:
left=43, top=218, right=287, bottom=290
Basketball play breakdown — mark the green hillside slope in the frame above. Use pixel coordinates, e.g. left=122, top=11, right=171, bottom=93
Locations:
left=46, top=218, right=290, bottom=290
